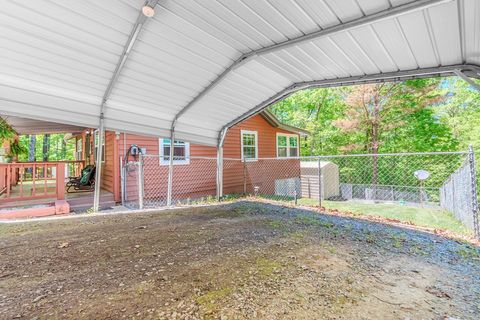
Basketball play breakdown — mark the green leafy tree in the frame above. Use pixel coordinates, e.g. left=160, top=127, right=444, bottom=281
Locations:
left=436, top=77, right=480, bottom=150
left=18, top=134, right=75, bottom=162
left=0, top=117, right=15, bottom=144
left=270, top=79, right=458, bottom=156
left=270, top=87, right=348, bottom=155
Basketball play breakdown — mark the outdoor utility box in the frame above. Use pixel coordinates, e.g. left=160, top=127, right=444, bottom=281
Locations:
left=300, top=161, right=340, bottom=200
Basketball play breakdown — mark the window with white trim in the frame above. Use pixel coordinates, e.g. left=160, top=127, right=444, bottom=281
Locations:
left=241, top=130, right=258, bottom=161
left=93, top=130, right=105, bottom=162
left=277, top=133, right=299, bottom=158
left=159, top=138, right=190, bottom=165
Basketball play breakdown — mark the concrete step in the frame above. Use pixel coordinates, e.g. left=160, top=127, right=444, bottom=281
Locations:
left=67, top=193, right=116, bottom=213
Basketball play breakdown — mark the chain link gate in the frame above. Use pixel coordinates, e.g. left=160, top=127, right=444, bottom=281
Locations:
left=123, top=155, right=218, bottom=209
left=120, top=155, right=143, bottom=209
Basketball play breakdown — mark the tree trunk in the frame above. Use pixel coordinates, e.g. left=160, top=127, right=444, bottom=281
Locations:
left=28, top=135, right=36, bottom=162
left=61, top=137, right=67, bottom=159
left=42, top=134, right=50, bottom=162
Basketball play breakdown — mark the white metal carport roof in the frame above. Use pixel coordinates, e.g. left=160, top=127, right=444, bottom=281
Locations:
left=4, top=116, right=86, bottom=135
left=0, top=0, right=479, bottom=147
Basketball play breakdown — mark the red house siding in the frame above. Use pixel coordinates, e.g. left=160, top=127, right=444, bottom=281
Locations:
left=83, top=114, right=301, bottom=204
left=75, top=130, right=120, bottom=202
left=223, top=115, right=301, bottom=195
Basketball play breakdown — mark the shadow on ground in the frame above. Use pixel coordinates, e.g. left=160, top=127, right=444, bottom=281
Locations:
left=0, top=201, right=479, bottom=319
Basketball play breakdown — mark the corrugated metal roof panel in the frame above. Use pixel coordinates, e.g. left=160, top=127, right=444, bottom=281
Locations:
left=371, top=19, right=419, bottom=70
left=463, top=0, right=480, bottom=65
left=0, top=0, right=477, bottom=147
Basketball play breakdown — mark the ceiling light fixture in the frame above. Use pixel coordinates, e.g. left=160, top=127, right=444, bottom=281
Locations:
left=142, top=5, right=155, bottom=18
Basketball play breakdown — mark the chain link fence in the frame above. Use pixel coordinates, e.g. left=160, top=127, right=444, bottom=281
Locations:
left=122, top=150, right=480, bottom=238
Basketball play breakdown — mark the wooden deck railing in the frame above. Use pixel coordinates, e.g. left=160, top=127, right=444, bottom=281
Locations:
left=0, top=160, right=85, bottom=204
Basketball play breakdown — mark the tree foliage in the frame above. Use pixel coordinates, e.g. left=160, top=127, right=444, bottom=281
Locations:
left=269, top=78, right=470, bottom=156
left=436, top=77, right=480, bottom=150
left=0, top=117, right=16, bottom=145
left=17, top=134, right=75, bottom=162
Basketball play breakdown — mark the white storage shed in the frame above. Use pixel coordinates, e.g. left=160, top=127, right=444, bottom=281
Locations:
left=301, top=161, right=340, bottom=200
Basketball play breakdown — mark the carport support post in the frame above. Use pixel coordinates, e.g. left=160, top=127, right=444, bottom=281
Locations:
left=468, top=145, right=479, bottom=239
left=318, top=157, right=322, bottom=209
left=91, top=1, right=158, bottom=212
left=216, top=128, right=227, bottom=201
left=454, top=70, right=480, bottom=92
left=93, top=115, right=105, bottom=212
left=167, top=129, right=174, bottom=207
left=216, top=146, right=223, bottom=201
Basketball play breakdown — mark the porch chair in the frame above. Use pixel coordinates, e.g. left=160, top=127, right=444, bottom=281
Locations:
left=66, top=165, right=96, bottom=193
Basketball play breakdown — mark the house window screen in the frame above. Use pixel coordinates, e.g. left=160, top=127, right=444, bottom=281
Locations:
left=277, top=135, right=287, bottom=157
left=289, top=136, right=298, bottom=157
left=94, top=130, right=105, bottom=162
left=159, top=139, right=190, bottom=165
left=76, top=138, right=83, bottom=161
left=241, top=131, right=258, bottom=160
left=277, top=134, right=299, bottom=158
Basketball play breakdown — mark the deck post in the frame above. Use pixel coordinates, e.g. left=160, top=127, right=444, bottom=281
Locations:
left=167, top=129, right=174, bottom=206
left=56, top=163, right=65, bottom=200
left=6, top=164, right=10, bottom=198
left=93, top=117, right=105, bottom=212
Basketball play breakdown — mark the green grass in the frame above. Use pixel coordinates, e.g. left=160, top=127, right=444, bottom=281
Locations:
left=297, top=198, right=471, bottom=236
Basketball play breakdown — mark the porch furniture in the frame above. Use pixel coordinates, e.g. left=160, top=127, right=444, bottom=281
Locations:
left=66, top=165, right=96, bottom=193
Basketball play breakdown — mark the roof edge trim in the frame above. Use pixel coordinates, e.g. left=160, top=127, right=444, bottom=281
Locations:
left=260, top=111, right=310, bottom=136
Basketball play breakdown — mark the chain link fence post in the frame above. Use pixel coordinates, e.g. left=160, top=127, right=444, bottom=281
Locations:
left=243, top=159, right=247, bottom=195
left=468, top=145, right=480, bottom=239
left=138, top=153, right=144, bottom=210
left=318, top=156, right=322, bottom=208
left=120, top=156, right=125, bottom=206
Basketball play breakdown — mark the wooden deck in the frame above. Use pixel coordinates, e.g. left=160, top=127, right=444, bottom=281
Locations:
left=0, top=186, right=115, bottom=213
left=0, top=161, right=117, bottom=215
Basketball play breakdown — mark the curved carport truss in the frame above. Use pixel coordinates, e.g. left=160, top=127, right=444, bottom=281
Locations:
left=0, top=0, right=479, bottom=209
left=168, top=0, right=480, bottom=147
left=218, top=63, right=480, bottom=145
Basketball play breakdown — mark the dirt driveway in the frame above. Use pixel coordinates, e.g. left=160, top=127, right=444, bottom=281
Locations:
left=1, top=201, right=479, bottom=319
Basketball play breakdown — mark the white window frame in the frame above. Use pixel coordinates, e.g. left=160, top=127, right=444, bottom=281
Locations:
left=159, top=138, right=190, bottom=165
left=240, top=130, right=258, bottom=161
left=276, top=133, right=299, bottom=158
left=93, top=129, right=105, bottom=163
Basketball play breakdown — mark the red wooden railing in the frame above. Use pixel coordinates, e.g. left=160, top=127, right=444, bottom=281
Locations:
left=0, top=160, right=85, bottom=203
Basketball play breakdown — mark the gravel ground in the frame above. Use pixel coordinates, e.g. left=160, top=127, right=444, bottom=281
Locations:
left=0, top=201, right=479, bottom=319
